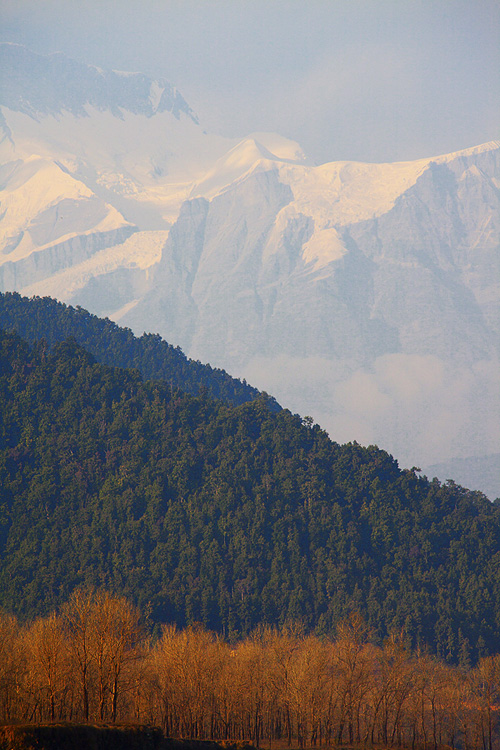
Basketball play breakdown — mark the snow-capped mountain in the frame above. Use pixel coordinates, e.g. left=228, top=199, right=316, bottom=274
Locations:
left=1, top=44, right=498, bottom=496
left=0, top=43, right=194, bottom=120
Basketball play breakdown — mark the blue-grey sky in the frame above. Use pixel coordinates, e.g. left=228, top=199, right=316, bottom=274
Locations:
left=1, top=0, right=499, bottom=164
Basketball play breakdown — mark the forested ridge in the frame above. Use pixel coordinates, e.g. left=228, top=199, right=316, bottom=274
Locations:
left=0, top=292, right=276, bottom=408
left=1, top=324, right=499, bottom=664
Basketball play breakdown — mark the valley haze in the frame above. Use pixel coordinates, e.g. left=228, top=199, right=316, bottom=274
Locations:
left=0, top=41, right=498, bottom=499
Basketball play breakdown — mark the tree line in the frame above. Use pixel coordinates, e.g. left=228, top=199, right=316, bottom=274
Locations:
left=1, top=590, right=499, bottom=750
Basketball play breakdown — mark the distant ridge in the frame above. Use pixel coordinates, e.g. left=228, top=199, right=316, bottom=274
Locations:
left=0, top=292, right=279, bottom=409
left=0, top=42, right=195, bottom=121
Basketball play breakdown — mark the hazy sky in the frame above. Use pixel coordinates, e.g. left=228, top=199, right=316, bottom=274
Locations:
left=1, top=0, right=499, bottom=163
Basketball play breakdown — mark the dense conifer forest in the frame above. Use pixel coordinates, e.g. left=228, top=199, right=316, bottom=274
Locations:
left=1, top=316, right=499, bottom=664
left=0, top=292, right=275, bottom=408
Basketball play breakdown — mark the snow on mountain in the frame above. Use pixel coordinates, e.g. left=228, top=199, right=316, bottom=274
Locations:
left=118, top=140, right=500, bottom=493
left=0, top=44, right=498, bottom=496
left=189, top=135, right=308, bottom=200
left=0, top=43, right=195, bottom=121
left=20, top=230, right=167, bottom=315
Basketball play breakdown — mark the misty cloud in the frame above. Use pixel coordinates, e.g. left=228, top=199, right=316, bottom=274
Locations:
left=243, top=353, right=500, bottom=469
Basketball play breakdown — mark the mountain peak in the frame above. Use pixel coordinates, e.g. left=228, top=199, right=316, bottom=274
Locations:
left=0, top=43, right=196, bottom=122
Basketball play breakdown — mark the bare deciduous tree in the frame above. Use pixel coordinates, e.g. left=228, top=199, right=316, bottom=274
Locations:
left=61, top=588, right=146, bottom=722
left=23, top=613, right=69, bottom=721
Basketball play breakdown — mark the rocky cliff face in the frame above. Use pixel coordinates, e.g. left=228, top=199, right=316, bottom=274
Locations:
left=0, top=44, right=498, bottom=493
left=345, top=150, right=500, bottom=363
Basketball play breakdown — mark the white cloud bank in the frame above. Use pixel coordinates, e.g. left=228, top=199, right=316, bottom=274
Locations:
left=243, top=353, right=500, bottom=469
